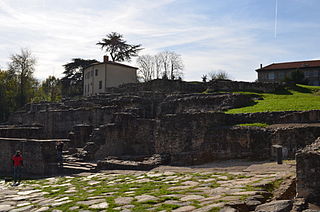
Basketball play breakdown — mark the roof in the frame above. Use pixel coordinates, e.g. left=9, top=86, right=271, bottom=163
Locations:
left=256, top=60, right=320, bottom=72
left=85, top=61, right=138, bottom=70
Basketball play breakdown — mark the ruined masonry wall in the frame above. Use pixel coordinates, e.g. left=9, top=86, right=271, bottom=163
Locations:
left=8, top=108, right=116, bottom=138
left=0, top=127, right=44, bottom=139
left=94, top=114, right=156, bottom=159
left=89, top=113, right=320, bottom=165
left=296, top=138, right=320, bottom=204
left=0, top=138, right=66, bottom=176
left=107, top=79, right=281, bottom=94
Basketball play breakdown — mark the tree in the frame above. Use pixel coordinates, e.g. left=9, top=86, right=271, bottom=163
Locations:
left=158, top=51, right=184, bottom=79
left=97, top=32, right=142, bottom=62
left=201, top=74, right=207, bottom=82
left=41, top=76, right=61, bottom=102
left=136, top=51, right=184, bottom=81
left=136, top=55, right=155, bottom=82
left=61, top=58, right=97, bottom=97
left=8, top=49, right=36, bottom=107
left=154, top=54, right=162, bottom=79
left=208, top=70, right=231, bottom=81
left=159, top=51, right=171, bottom=78
left=168, top=52, right=184, bottom=80
left=0, top=70, right=19, bottom=121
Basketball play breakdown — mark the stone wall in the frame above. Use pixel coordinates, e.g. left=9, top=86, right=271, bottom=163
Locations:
left=296, top=138, right=320, bottom=204
left=8, top=99, right=320, bottom=141
left=0, top=138, right=68, bottom=176
left=270, top=125, right=320, bottom=158
left=208, top=80, right=282, bottom=93
left=155, top=123, right=270, bottom=165
left=69, top=124, right=93, bottom=148
left=104, top=79, right=281, bottom=94
left=84, top=112, right=320, bottom=165
left=5, top=77, right=319, bottom=143
left=158, top=93, right=254, bottom=116
left=228, top=110, right=320, bottom=125
left=9, top=108, right=116, bottom=138
left=0, top=126, right=44, bottom=139
left=92, top=113, right=156, bottom=160
left=105, top=79, right=207, bottom=94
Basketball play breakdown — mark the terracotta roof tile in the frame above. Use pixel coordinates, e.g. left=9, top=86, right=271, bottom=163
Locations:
left=257, top=60, right=320, bottom=71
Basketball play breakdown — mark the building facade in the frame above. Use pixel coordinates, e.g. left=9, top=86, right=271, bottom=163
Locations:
left=256, top=60, right=320, bottom=86
left=84, top=56, right=138, bottom=96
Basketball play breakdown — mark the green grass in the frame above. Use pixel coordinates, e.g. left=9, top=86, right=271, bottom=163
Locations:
left=157, top=204, right=180, bottom=211
left=236, top=123, right=269, bottom=128
left=209, top=207, right=222, bottom=212
left=226, top=84, right=320, bottom=113
left=21, top=172, right=278, bottom=212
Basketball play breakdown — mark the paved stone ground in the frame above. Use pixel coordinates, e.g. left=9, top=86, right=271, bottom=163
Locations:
left=0, top=160, right=295, bottom=212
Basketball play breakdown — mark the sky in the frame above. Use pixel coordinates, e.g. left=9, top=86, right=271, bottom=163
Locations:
left=0, top=0, right=320, bottom=82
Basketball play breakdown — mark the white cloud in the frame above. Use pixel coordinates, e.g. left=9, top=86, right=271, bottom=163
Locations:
left=0, top=0, right=317, bottom=82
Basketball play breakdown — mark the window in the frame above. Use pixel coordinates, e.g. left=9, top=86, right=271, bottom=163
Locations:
left=278, top=72, right=285, bottom=80
left=268, top=72, right=275, bottom=80
left=91, top=70, right=93, bottom=77
left=95, top=69, right=99, bottom=76
left=304, top=71, right=311, bottom=77
left=99, top=81, right=102, bottom=89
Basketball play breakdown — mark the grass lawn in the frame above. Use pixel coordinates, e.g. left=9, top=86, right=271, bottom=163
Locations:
left=226, top=84, right=320, bottom=114
left=236, top=123, right=269, bottom=127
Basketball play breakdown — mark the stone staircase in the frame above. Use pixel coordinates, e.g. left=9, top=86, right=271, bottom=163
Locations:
left=96, top=154, right=170, bottom=171
left=60, top=152, right=97, bottom=174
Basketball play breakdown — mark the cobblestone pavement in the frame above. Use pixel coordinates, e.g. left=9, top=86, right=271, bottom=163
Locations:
left=0, top=161, right=295, bottom=212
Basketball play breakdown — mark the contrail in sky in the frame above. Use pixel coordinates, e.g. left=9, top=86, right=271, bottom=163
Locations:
left=275, top=0, right=278, bottom=38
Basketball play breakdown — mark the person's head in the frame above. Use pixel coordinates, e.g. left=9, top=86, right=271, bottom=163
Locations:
left=15, top=150, right=21, bottom=156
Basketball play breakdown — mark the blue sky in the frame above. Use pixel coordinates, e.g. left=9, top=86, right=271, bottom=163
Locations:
left=0, top=0, right=320, bottom=81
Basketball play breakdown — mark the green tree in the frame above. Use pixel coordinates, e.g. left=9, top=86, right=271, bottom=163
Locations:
left=8, top=49, right=36, bottom=107
left=97, top=32, right=142, bottom=62
left=61, top=58, right=98, bottom=97
left=0, top=70, right=19, bottom=122
left=32, top=76, right=62, bottom=102
left=41, top=76, right=61, bottom=102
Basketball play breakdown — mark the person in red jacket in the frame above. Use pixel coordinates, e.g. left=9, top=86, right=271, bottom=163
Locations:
left=12, top=150, right=23, bottom=184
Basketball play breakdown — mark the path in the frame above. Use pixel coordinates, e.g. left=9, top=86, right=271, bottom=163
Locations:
left=0, top=160, right=295, bottom=212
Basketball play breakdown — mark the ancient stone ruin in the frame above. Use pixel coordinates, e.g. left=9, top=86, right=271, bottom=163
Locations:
left=296, top=137, right=320, bottom=204
left=0, top=79, right=319, bottom=176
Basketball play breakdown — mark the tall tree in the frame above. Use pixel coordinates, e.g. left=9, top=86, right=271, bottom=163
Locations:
left=61, top=58, right=97, bottom=97
left=8, top=49, right=36, bottom=107
left=159, top=51, right=171, bottom=78
left=136, top=55, right=155, bottom=82
left=0, top=70, right=19, bottom=121
left=159, top=51, right=184, bottom=79
left=97, top=32, right=142, bottom=62
left=168, top=52, right=184, bottom=80
left=41, top=76, right=61, bottom=102
left=154, top=53, right=162, bottom=79
left=136, top=51, right=184, bottom=81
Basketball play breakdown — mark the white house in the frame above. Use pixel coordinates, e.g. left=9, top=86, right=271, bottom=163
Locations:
left=83, top=56, right=138, bottom=96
